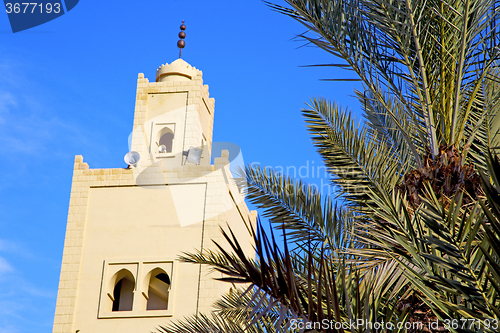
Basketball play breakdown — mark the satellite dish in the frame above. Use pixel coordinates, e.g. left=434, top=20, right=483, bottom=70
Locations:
left=124, top=151, right=140, bottom=167
left=185, top=147, right=203, bottom=165
left=158, top=144, right=167, bottom=153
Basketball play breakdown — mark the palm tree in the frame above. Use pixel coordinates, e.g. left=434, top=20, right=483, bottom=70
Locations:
left=160, top=0, right=500, bottom=332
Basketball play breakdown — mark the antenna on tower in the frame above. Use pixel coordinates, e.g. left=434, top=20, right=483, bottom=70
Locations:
left=178, top=21, right=186, bottom=58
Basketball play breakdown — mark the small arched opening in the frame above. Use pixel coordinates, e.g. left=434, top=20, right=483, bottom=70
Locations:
left=157, top=128, right=174, bottom=153
left=146, top=268, right=171, bottom=310
left=111, top=269, right=135, bottom=311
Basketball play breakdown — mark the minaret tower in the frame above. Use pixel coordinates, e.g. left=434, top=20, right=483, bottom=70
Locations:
left=52, top=23, right=256, bottom=333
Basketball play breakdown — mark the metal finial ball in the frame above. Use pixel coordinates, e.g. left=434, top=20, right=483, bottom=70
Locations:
left=180, top=24, right=186, bottom=31
left=177, top=40, right=185, bottom=48
left=178, top=31, right=186, bottom=39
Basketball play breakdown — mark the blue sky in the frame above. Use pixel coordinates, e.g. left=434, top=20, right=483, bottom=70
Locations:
left=0, top=1, right=362, bottom=332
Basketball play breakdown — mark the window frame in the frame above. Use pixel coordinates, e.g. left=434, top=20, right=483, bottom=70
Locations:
left=149, top=123, right=176, bottom=158
left=98, top=259, right=175, bottom=319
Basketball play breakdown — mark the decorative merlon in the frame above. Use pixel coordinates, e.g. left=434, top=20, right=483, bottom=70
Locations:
left=74, top=155, right=89, bottom=170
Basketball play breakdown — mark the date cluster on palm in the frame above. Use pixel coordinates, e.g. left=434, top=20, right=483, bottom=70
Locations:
left=397, top=146, right=483, bottom=208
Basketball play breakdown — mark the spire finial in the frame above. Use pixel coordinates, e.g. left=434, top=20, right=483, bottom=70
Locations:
left=178, top=21, right=186, bottom=58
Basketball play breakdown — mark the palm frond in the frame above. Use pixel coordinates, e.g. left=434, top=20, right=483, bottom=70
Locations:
left=358, top=88, right=425, bottom=170
left=303, top=97, right=402, bottom=207
left=156, top=287, right=290, bottom=333
left=180, top=219, right=408, bottom=332
left=269, top=0, right=500, bottom=156
left=360, top=181, right=500, bottom=329
left=156, top=311, right=277, bottom=333
left=237, top=164, right=352, bottom=251
left=467, top=73, right=500, bottom=171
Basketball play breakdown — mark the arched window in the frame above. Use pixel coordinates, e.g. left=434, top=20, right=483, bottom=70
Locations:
left=111, top=269, right=135, bottom=311
left=146, top=268, right=171, bottom=310
left=158, top=129, right=174, bottom=153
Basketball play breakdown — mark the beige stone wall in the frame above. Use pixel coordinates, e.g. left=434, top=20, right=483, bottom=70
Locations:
left=52, top=60, right=256, bottom=333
